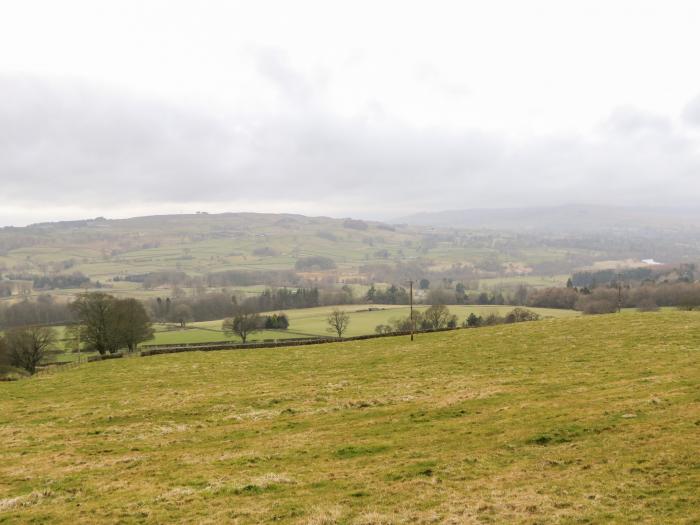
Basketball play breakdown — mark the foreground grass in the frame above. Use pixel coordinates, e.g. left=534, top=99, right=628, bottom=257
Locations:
left=1, top=312, right=698, bottom=523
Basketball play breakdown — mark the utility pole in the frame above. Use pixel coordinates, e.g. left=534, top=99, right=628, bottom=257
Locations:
left=617, top=273, right=623, bottom=313
left=409, top=280, right=414, bottom=341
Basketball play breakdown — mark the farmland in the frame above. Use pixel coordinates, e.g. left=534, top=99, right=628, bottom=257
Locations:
left=1, top=212, right=686, bottom=306
left=1, top=311, right=698, bottom=523
left=44, top=305, right=579, bottom=358
left=150, top=304, right=580, bottom=345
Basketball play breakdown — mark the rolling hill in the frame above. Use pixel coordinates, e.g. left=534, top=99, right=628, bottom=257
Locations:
left=3, top=210, right=699, bottom=306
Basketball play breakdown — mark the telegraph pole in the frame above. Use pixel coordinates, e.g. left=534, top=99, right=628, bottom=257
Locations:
left=617, top=273, right=623, bottom=313
left=409, top=280, right=414, bottom=341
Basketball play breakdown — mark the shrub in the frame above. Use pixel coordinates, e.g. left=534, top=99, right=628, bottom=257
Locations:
left=527, top=287, right=579, bottom=309
left=264, top=313, right=289, bottom=329
left=483, top=313, right=506, bottom=326
left=577, top=298, right=618, bottom=315
left=375, top=324, right=392, bottom=335
left=575, top=288, right=619, bottom=314
left=505, top=308, right=540, bottom=323
left=294, top=256, right=336, bottom=271
left=4, top=326, right=58, bottom=374
left=464, top=313, right=482, bottom=328
left=422, top=304, right=452, bottom=329
left=637, top=299, right=659, bottom=312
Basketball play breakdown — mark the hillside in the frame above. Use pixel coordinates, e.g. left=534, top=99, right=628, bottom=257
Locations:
left=1, top=312, right=698, bottom=523
left=2, top=211, right=699, bottom=305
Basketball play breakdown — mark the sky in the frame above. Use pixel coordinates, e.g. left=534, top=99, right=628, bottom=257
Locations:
left=1, top=0, right=700, bottom=226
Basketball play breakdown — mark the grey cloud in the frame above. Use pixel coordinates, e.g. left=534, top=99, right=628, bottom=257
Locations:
left=1, top=75, right=700, bottom=221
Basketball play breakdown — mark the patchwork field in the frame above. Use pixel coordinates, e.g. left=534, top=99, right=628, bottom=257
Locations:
left=149, top=304, right=580, bottom=346
left=1, top=312, right=698, bottom=523
left=42, top=304, right=579, bottom=363
left=0, top=213, right=619, bottom=305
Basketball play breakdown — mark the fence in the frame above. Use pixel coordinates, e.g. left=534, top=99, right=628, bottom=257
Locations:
left=139, top=327, right=459, bottom=357
left=20, top=326, right=462, bottom=378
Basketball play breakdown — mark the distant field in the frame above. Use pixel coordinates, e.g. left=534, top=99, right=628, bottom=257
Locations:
left=148, top=304, right=580, bottom=345
left=0, top=213, right=617, bottom=304
left=476, top=274, right=570, bottom=290
left=1, top=312, right=698, bottom=523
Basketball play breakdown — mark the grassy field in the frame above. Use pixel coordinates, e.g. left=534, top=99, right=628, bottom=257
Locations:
left=1, top=311, right=699, bottom=523
left=148, top=304, right=580, bottom=345
left=37, top=304, right=579, bottom=361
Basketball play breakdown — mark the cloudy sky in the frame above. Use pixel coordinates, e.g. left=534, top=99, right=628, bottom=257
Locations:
left=2, top=0, right=700, bottom=226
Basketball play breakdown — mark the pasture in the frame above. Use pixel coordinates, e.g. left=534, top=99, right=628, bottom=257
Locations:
left=1, top=311, right=698, bottom=523
left=148, top=304, right=580, bottom=346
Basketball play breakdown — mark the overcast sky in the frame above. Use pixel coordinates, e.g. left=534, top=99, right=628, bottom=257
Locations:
left=2, top=1, right=700, bottom=226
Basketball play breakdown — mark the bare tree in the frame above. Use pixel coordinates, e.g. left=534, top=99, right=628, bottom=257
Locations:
left=5, top=325, right=57, bottom=374
left=326, top=308, right=351, bottom=338
left=223, top=311, right=262, bottom=343
left=423, top=304, right=451, bottom=329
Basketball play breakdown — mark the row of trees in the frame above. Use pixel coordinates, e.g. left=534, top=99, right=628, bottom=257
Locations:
left=5, top=271, right=92, bottom=290
left=0, top=295, right=74, bottom=328
left=526, top=282, right=700, bottom=313
left=374, top=306, right=541, bottom=334
left=0, top=292, right=154, bottom=374
left=147, top=287, right=351, bottom=325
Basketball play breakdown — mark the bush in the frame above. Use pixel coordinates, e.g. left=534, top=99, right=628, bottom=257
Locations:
left=575, top=288, right=619, bottom=314
left=0, top=364, right=30, bottom=381
left=505, top=308, right=540, bottom=323
left=264, top=313, right=289, bottom=329
left=375, top=324, right=392, bottom=335
left=527, top=287, right=579, bottom=309
left=637, top=299, right=659, bottom=312
left=294, top=256, right=337, bottom=271
left=464, top=313, right=482, bottom=328
left=422, top=304, right=452, bottom=329
left=483, top=313, right=505, bottom=326
left=4, top=326, right=58, bottom=374
left=578, top=298, right=618, bottom=315
left=0, top=337, right=9, bottom=367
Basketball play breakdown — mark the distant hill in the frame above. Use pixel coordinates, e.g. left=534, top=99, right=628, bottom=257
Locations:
left=2, top=210, right=700, bottom=304
left=398, top=205, right=700, bottom=232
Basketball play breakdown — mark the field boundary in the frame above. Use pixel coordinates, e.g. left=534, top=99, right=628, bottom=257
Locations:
left=138, top=327, right=459, bottom=357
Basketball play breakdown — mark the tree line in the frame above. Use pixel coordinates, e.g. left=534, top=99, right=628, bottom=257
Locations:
left=374, top=305, right=541, bottom=335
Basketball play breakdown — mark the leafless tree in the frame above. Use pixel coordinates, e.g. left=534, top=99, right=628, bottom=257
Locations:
left=326, top=308, right=351, bottom=338
left=223, top=311, right=262, bottom=343
left=5, top=325, right=57, bottom=374
left=423, top=304, right=451, bottom=329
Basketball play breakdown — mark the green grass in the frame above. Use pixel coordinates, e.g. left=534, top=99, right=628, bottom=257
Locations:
left=1, top=311, right=698, bottom=523
left=147, top=304, right=580, bottom=345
